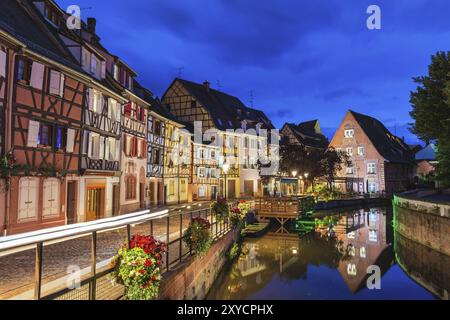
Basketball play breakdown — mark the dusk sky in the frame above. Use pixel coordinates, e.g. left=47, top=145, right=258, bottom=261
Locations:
left=57, top=0, right=450, bottom=144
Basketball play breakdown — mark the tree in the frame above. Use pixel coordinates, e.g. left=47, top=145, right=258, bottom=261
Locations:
left=320, top=148, right=350, bottom=191
left=410, top=51, right=450, bottom=187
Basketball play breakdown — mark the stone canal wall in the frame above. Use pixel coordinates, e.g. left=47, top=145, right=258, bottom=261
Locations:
left=158, top=229, right=239, bottom=300
left=393, top=194, right=450, bottom=256
left=395, top=232, right=449, bottom=300
left=315, top=197, right=390, bottom=211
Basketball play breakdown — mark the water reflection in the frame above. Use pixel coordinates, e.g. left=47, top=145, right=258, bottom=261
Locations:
left=208, top=207, right=440, bottom=300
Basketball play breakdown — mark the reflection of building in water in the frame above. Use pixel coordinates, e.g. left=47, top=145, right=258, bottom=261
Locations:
left=237, top=243, right=266, bottom=277
left=331, top=208, right=393, bottom=293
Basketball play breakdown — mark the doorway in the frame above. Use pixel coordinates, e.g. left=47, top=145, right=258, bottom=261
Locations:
left=227, top=180, right=236, bottom=199
left=66, top=181, right=77, bottom=224
left=211, top=186, right=217, bottom=200
left=244, top=180, right=254, bottom=197
left=86, top=185, right=105, bottom=221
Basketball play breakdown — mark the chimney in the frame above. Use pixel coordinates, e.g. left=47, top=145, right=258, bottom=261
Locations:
left=87, top=17, right=97, bottom=34
left=203, top=81, right=210, bottom=92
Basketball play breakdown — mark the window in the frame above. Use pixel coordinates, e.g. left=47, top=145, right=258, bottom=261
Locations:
left=38, top=124, right=53, bottom=147
left=49, top=70, right=64, bottom=96
left=210, top=150, right=216, bottom=159
left=91, top=54, right=98, bottom=75
left=198, top=186, right=206, bottom=198
left=106, top=137, right=117, bottom=161
left=44, top=4, right=60, bottom=26
left=27, top=120, right=40, bottom=147
left=153, top=149, right=160, bottom=165
left=180, top=180, right=186, bottom=193
left=367, top=163, right=376, bottom=174
left=18, top=178, right=39, bottom=222
left=113, top=64, right=119, bottom=81
left=198, top=167, right=206, bottom=178
left=344, top=129, right=354, bottom=138
left=17, top=57, right=32, bottom=85
left=154, top=120, right=161, bottom=136
left=43, top=178, right=60, bottom=218
left=56, top=126, right=67, bottom=150
left=357, top=146, right=365, bottom=156
left=91, top=134, right=101, bottom=159
left=346, top=165, right=354, bottom=174
left=346, top=147, right=353, bottom=156
left=191, top=100, right=196, bottom=108
left=125, top=175, right=137, bottom=200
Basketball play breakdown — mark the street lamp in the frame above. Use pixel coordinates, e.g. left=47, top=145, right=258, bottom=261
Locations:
left=291, top=171, right=298, bottom=196
left=222, top=163, right=230, bottom=200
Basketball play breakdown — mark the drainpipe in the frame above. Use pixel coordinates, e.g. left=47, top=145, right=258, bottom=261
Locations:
left=3, top=49, right=17, bottom=236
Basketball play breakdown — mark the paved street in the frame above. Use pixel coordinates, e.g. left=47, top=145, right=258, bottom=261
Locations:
left=0, top=201, right=219, bottom=299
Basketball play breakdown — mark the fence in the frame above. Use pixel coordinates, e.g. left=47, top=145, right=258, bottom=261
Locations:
left=0, top=206, right=233, bottom=300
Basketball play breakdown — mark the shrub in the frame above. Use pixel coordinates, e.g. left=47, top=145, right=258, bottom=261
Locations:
left=183, top=217, right=212, bottom=256
left=111, top=235, right=166, bottom=300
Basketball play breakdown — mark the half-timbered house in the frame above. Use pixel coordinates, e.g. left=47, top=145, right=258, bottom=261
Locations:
left=162, top=78, right=274, bottom=199
left=192, top=141, right=220, bottom=201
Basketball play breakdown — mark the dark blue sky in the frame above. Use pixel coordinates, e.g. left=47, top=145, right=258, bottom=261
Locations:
left=58, top=0, right=450, bottom=144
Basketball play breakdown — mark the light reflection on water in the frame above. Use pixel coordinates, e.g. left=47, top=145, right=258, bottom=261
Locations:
left=208, top=207, right=442, bottom=300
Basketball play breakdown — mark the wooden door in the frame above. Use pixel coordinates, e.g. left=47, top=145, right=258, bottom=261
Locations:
left=244, top=180, right=254, bottom=197
left=112, top=184, right=120, bottom=216
left=66, top=181, right=77, bottom=224
left=86, top=186, right=105, bottom=221
left=227, top=180, right=236, bottom=199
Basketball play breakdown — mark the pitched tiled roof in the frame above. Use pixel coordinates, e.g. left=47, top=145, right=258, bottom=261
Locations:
left=283, top=122, right=329, bottom=149
left=415, top=144, right=437, bottom=161
left=172, top=78, right=274, bottom=131
left=349, top=110, right=414, bottom=163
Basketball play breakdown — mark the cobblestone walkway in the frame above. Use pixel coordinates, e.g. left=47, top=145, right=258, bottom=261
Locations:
left=0, top=203, right=219, bottom=299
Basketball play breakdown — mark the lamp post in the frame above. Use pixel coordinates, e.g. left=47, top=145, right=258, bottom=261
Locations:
left=222, top=163, right=230, bottom=200
left=304, top=173, right=309, bottom=193
left=291, top=170, right=298, bottom=195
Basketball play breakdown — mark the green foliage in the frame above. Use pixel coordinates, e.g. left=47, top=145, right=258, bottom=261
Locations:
left=183, top=217, right=212, bottom=256
left=410, top=51, right=450, bottom=187
left=228, top=242, right=240, bottom=260
left=211, top=197, right=230, bottom=220
left=111, top=235, right=165, bottom=300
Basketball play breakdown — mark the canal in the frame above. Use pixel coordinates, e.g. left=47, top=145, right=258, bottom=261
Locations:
left=208, top=206, right=448, bottom=300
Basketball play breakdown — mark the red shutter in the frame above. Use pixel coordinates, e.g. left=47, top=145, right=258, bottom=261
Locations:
left=124, top=102, right=131, bottom=117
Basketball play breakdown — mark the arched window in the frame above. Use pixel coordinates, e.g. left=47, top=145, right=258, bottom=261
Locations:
left=125, top=175, right=137, bottom=200
left=43, top=178, right=60, bottom=218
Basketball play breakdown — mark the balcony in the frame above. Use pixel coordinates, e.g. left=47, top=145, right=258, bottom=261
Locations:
left=81, top=155, right=120, bottom=172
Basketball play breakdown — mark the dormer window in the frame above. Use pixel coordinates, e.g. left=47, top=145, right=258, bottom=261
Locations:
left=81, top=47, right=105, bottom=80
left=44, top=4, right=60, bottom=27
left=241, top=120, right=247, bottom=131
left=256, top=123, right=262, bottom=134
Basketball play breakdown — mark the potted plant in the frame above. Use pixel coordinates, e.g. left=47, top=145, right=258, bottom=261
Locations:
left=229, top=200, right=251, bottom=227
left=183, top=217, right=212, bottom=256
left=111, top=234, right=166, bottom=300
left=210, top=196, right=230, bottom=220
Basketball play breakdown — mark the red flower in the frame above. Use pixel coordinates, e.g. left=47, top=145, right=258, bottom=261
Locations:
left=138, top=269, right=145, bottom=274
left=144, top=259, right=153, bottom=267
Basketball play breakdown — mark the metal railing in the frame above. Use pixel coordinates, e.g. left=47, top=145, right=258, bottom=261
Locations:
left=0, top=206, right=234, bottom=300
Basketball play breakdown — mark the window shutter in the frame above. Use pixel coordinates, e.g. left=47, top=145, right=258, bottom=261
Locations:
left=115, top=139, right=121, bottom=161
left=88, top=88, right=94, bottom=110
left=66, top=128, right=75, bottom=153
left=105, top=137, right=110, bottom=161
left=49, top=70, right=60, bottom=95
left=87, top=131, right=92, bottom=157
left=99, top=136, right=105, bottom=159
left=59, top=73, right=65, bottom=97
left=123, top=134, right=128, bottom=155
left=107, top=98, right=113, bottom=119
left=101, top=60, right=106, bottom=79
left=27, top=120, right=40, bottom=147
left=30, top=61, right=45, bottom=90
left=0, top=50, right=6, bottom=78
